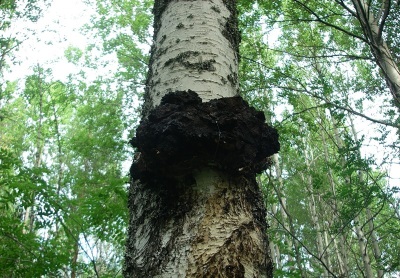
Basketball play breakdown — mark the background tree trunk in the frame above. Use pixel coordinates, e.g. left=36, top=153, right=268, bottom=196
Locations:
left=351, top=0, right=400, bottom=110
left=270, top=154, right=306, bottom=276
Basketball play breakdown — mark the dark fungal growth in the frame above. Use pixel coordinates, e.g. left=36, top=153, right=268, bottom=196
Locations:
left=130, top=90, right=280, bottom=184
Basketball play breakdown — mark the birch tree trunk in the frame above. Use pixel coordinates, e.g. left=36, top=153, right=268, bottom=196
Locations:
left=300, top=138, right=330, bottom=277
left=270, top=155, right=306, bottom=277
left=124, top=0, right=279, bottom=277
left=23, top=67, right=45, bottom=234
left=351, top=0, right=400, bottom=110
left=331, top=116, right=375, bottom=277
left=349, top=117, right=384, bottom=278
left=319, top=115, right=350, bottom=277
left=354, top=216, right=374, bottom=278
left=366, top=208, right=384, bottom=278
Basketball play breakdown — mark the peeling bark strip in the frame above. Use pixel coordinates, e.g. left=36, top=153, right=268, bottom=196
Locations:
left=124, top=0, right=277, bottom=277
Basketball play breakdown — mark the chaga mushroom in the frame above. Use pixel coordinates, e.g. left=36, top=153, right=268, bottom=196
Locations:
left=130, top=90, right=280, bottom=183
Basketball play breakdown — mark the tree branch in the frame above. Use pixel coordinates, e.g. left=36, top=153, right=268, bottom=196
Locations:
left=377, top=0, right=391, bottom=42
left=266, top=47, right=371, bottom=62
left=241, top=57, right=400, bottom=129
left=311, top=93, right=400, bottom=128
left=267, top=208, right=339, bottom=277
left=292, top=0, right=368, bottom=43
left=334, top=0, right=358, bottom=17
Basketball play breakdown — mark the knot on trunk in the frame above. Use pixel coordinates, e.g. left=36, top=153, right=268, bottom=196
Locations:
left=130, top=90, right=279, bottom=182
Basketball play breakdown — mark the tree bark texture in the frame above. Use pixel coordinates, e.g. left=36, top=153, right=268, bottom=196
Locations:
left=125, top=169, right=273, bottom=277
left=142, top=0, right=240, bottom=116
left=124, top=0, right=279, bottom=277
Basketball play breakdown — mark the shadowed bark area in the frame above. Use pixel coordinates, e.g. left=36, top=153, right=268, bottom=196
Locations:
left=130, top=90, right=280, bottom=182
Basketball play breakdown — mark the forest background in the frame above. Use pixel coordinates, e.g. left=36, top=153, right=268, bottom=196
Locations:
left=1, top=0, right=399, bottom=277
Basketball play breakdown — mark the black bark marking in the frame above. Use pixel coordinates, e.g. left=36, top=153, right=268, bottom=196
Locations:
left=165, top=51, right=216, bottom=72
left=211, top=6, right=221, bottom=13
left=227, top=72, right=238, bottom=86
left=159, top=34, right=166, bottom=45
left=130, top=90, right=280, bottom=184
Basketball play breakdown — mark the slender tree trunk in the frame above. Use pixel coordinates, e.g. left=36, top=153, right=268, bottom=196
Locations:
left=300, top=170, right=329, bottom=277
left=351, top=0, right=400, bottom=109
left=50, top=97, right=65, bottom=234
left=354, top=216, right=374, bottom=278
left=71, top=240, right=79, bottom=278
left=319, top=117, right=350, bottom=277
left=331, top=115, right=375, bottom=277
left=268, top=204, right=281, bottom=269
left=269, top=155, right=286, bottom=270
left=23, top=66, right=44, bottom=234
left=124, top=0, right=278, bottom=277
left=313, top=105, right=351, bottom=277
left=349, top=116, right=384, bottom=277
left=271, top=154, right=306, bottom=277
left=301, top=132, right=333, bottom=276
left=272, top=155, right=293, bottom=265
left=366, top=208, right=384, bottom=278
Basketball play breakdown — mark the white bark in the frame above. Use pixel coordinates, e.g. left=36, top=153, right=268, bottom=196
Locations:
left=271, top=154, right=307, bottom=276
left=148, top=0, right=239, bottom=106
left=300, top=134, right=332, bottom=276
left=23, top=68, right=44, bottom=233
left=366, top=208, right=384, bottom=278
left=354, top=217, right=374, bottom=278
left=332, top=116, right=376, bottom=277
left=349, top=117, right=382, bottom=277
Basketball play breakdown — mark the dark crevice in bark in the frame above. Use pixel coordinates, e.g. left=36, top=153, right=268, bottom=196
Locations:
left=130, top=90, right=280, bottom=184
left=222, top=0, right=241, bottom=57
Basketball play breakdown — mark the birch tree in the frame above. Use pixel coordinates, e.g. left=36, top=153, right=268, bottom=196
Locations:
left=124, top=0, right=279, bottom=276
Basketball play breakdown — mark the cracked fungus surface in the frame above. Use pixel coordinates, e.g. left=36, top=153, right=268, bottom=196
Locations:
left=130, top=90, right=280, bottom=182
